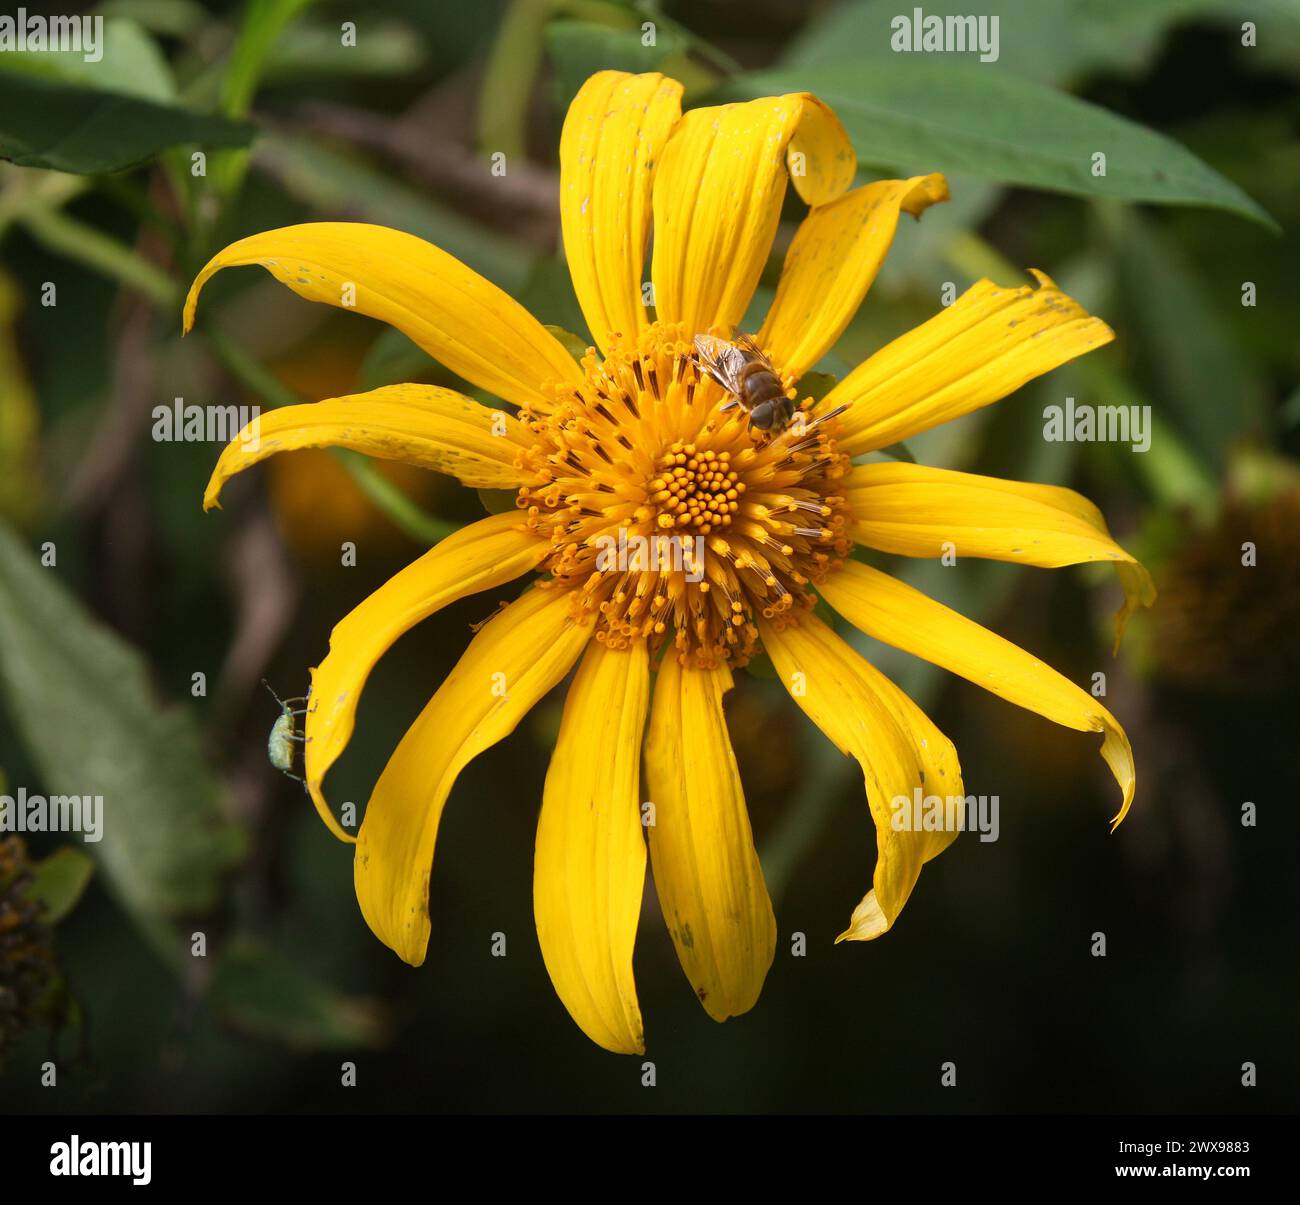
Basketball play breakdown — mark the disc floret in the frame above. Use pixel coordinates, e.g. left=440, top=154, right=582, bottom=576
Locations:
left=517, top=323, right=852, bottom=667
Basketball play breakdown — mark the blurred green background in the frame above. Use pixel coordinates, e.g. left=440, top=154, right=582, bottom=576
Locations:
left=1, top=0, right=1298, bottom=1113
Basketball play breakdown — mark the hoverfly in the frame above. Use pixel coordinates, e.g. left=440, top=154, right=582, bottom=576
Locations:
left=693, top=332, right=795, bottom=434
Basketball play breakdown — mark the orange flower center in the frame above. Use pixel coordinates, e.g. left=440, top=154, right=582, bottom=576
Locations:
left=516, top=322, right=852, bottom=668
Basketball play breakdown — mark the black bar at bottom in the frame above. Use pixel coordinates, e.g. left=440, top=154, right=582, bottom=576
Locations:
left=0, top=1111, right=1291, bottom=1189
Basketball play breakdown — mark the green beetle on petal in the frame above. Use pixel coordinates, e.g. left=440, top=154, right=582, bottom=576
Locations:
left=263, top=681, right=309, bottom=783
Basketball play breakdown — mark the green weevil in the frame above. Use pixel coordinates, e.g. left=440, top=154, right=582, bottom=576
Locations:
left=263, top=681, right=308, bottom=783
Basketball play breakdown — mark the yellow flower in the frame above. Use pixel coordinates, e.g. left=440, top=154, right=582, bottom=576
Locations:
left=186, top=71, right=1154, bottom=1055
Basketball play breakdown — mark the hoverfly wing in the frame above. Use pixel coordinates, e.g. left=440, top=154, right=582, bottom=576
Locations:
left=732, top=331, right=771, bottom=362
left=693, top=334, right=750, bottom=397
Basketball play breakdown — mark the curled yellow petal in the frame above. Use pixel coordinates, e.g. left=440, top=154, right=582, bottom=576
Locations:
left=560, top=71, right=683, bottom=355
left=202, top=383, right=533, bottom=508
left=535, top=640, right=649, bottom=1055
left=354, top=586, right=591, bottom=966
left=762, top=613, right=962, bottom=942
left=844, top=462, right=1156, bottom=648
left=651, top=93, right=855, bottom=338
left=643, top=657, right=774, bottom=1022
left=183, top=222, right=582, bottom=408
left=304, top=512, right=549, bottom=843
left=759, top=173, right=949, bottom=379
left=819, top=272, right=1114, bottom=456
left=819, top=561, right=1136, bottom=828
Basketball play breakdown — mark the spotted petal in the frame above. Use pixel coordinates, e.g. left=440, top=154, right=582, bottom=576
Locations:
left=763, top=613, right=962, bottom=940
left=304, top=512, right=550, bottom=842
left=535, top=639, right=649, bottom=1054
left=643, top=657, right=775, bottom=1021
left=819, top=561, right=1136, bottom=827
left=651, top=93, right=855, bottom=338
left=354, top=586, right=590, bottom=966
left=185, top=222, right=582, bottom=408
left=560, top=71, right=683, bottom=355
left=202, top=384, right=534, bottom=509
left=844, top=462, right=1155, bottom=647
left=759, top=173, right=949, bottom=379
left=818, top=272, right=1113, bottom=456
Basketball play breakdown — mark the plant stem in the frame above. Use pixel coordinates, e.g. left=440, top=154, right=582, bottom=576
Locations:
left=17, top=208, right=178, bottom=306
left=204, top=330, right=458, bottom=545
left=943, top=229, right=1025, bottom=285
left=333, top=451, right=459, bottom=545
left=203, top=0, right=314, bottom=246
left=1082, top=358, right=1217, bottom=519
left=477, top=0, right=556, bottom=162
left=0, top=171, right=88, bottom=238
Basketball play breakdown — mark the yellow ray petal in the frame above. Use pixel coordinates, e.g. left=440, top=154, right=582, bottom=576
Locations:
left=819, top=561, right=1136, bottom=827
left=643, top=657, right=774, bottom=1022
left=651, top=93, right=855, bottom=337
left=762, top=613, right=962, bottom=942
left=560, top=71, right=683, bottom=355
left=202, top=383, right=534, bottom=508
left=304, top=513, right=549, bottom=843
left=844, top=462, right=1156, bottom=648
left=535, top=640, right=649, bottom=1055
left=819, top=272, right=1114, bottom=456
left=759, top=174, right=949, bottom=380
left=183, top=222, right=582, bottom=408
left=354, top=586, right=591, bottom=966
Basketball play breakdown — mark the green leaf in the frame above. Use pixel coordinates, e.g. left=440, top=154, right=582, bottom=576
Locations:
left=0, top=73, right=254, bottom=174
left=546, top=18, right=687, bottom=106
left=0, top=523, right=245, bottom=949
left=797, top=371, right=837, bottom=402
left=477, top=488, right=519, bottom=516
left=0, top=16, right=174, bottom=102
left=517, top=256, right=591, bottom=339
left=209, top=938, right=387, bottom=1050
left=358, top=327, right=436, bottom=392
left=260, top=133, right=529, bottom=292
left=263, top=18, right=427, bottom=80
left=796, top=371, right=914, bottom=458
left=25, top=847, right=95, bottom=925
left=543, top=324, right=591, bottom=364
left=874, top=441, right=917, bottom=464
left=1109, top=209, right=1265, bottom=471
left=719, top=63, right=1276, bottom=230
left=97, top=0, right=210, bottom=38
left=1282, top=386, right=1300, bottom=430
left=25, top=842, right=94, bottom=930
left=217, top=0, right=312, bottom=120
left=783, top=0, right=1281, bottom=87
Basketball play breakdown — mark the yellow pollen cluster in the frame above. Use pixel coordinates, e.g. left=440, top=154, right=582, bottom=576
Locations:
left=515, top=322, right=853, bottom=668
left=651, top=445, right=743, bottom=535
